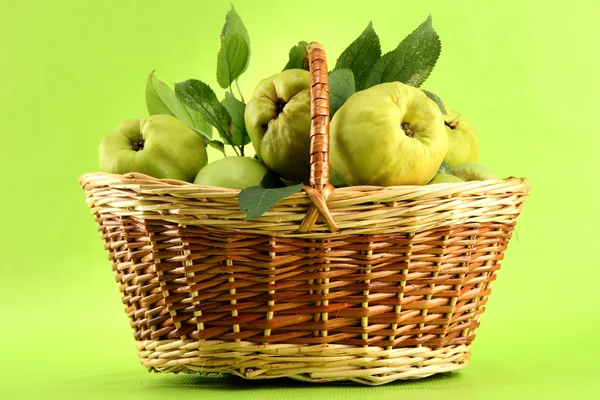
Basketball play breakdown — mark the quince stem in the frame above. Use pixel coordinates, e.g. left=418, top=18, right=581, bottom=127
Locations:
left=235, top=79, right=245, bottom=103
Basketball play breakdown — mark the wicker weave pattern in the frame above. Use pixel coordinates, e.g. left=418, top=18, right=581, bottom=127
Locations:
left=80, top=41, right=530, bottom=384
left=80, top=173, right=528, bottom=348
left=81, top=173, right=528, bottom=236
left=137, top=340, right=470, bottom=385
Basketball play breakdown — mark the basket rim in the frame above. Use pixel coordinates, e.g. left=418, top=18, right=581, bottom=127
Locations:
left=79, top=171, right=530, bottom=236
left=79, top=171, right=531, bottom=199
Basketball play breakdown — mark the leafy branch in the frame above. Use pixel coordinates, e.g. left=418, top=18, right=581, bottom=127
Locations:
left=330, top=15, right=444, bottom=114
left=144, top=5, right=252, bottom=157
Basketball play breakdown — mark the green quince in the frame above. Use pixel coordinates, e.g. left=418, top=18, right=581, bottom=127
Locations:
left=443, top=104, right=480, bottom=167
left=428, top=173, right=464, bottom=184
left=194, top=156, right=270, bottom=190
left=244, top=69, right=311, bottom=182
left=329, top=82, right=448, bottom=186
left=99, top=114, right=207, bottom=182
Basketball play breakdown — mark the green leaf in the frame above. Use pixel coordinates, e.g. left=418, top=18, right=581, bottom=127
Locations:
left=145, top=71, right=213, bottom=143
left=283, top=41, right=309, bottom=71
left=239, top=184, right=304, bottom=221
left=422, top=89, right=447, bottom=115
left=365, top=15, right=441, bottom=88
left=220, top=5, right=251, bottom=74
left=221, top=5, right=250, bottom=49
left=174, top=79, right=233, bottom=146
left=208, top=140, right=226, bottom=156
left=328, top=69, right=355, bottom=117
left=437, top=160, right=452, bottom=175
left=217, top=33, right=250, bottom=89
left=334, top=22, right=382, bottom=91
left=221, top=91, right=250, bottom=146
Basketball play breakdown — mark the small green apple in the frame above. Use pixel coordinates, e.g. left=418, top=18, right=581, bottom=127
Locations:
left=443, top=104, right=480, bottom=167
left=428, top=173, right=464, bottom=184
left=451, top=162, right=500, bottom=181
left=244, top=69, right=311, bottom=182
left=329, top=82, right=448, bottom=186
left=99, top=114, right=207, bottom=182
left=194, top=156, right=270, bottom=190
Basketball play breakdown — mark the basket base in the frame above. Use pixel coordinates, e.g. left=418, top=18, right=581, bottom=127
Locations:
left=137, top=340, right=470, bottom=385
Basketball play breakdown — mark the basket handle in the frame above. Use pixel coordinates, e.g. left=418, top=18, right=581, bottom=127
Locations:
left=298, top=42, right=339, bottom=233
left=307, top=42, right=330, bottom=191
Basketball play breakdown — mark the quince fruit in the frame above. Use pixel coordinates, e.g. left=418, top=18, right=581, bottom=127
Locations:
left=428, top=173, right=464, bottom=184
left=194, top=156, right=270, bottom=190
left=99, top=114, right=207, bottom=182
left=329, top=82, right=448, bottom=186
left=443, top=104, right=480, bottom=167
left=244, top=69, right=311, bottom=182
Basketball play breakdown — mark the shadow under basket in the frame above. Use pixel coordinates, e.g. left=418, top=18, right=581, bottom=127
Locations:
left=79, top=42, right=530, bottom=385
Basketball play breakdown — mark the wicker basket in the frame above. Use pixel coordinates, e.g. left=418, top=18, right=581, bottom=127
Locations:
left=79, top=42, right=530, bottom=385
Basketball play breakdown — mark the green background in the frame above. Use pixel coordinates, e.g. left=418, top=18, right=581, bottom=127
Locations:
left=1, top=0, right=598, bottom=398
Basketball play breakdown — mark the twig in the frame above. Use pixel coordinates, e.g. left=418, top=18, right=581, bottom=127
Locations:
left=236, top=79, right=245, bottom=103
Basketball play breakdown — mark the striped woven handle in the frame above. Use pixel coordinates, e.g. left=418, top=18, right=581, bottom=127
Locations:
left=299, top=42, right=338, bottom=233
left=307, top=42, right=330, bottom=191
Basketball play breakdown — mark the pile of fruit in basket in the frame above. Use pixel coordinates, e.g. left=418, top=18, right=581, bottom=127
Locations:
left=98, top=6, right=501, bottom=220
